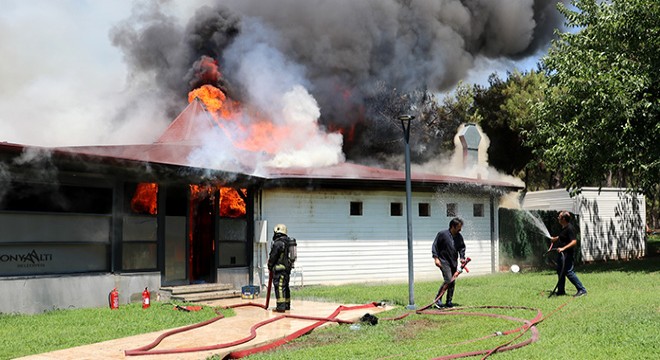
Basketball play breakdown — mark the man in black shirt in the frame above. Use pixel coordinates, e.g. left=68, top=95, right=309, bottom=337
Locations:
left=431, top=217, right=467, bottom=308
left=550, top=211, right=587, bottom=297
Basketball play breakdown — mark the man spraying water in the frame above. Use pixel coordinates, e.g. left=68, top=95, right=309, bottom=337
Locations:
left=549, top=211, right=587, bottom=297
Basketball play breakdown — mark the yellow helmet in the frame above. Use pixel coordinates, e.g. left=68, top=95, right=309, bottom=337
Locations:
left=274, top=224, right=287, bottom=235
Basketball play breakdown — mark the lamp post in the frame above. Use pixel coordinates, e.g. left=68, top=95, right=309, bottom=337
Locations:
left=399, top=114, right=416, bottom=310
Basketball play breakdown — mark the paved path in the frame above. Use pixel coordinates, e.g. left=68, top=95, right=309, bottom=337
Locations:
left=16, top=298, right=391, bottom=360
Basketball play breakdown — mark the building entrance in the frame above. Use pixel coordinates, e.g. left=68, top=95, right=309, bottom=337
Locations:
left=189, top=186, right=217, bottom=284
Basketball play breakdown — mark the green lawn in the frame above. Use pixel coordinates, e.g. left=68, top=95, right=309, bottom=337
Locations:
left=0, top=303, right=233, bottom=360
left=244, top=257, right=660, bottom=360
left=2, top=257, right=658, bottom=360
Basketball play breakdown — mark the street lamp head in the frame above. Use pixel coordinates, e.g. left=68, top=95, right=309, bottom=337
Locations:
left=398, top=114, right=416, bottom=121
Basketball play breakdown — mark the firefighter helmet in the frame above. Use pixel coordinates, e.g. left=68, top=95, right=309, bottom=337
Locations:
left=274, top=224, right=287, bottom=235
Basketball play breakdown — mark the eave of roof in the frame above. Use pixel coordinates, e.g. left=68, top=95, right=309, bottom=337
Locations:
left=263, top=162, right=523, bottom=190
left=1, top=98, right=523, bottom=191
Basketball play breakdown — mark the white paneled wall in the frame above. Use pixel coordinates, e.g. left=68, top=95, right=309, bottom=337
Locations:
left=257, top=188, right=497, bottom=285
left=523, top=188, right=646, bottom=261
left=577, top=188, right=646, bottom=261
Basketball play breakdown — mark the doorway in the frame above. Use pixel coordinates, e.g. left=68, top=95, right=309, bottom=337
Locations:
left=189, top=187, right=217, bottom=284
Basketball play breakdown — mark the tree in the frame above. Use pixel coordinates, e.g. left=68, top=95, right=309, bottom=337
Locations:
left=354, top=84, right=449, bottom=168
left=472, top=71, right=549, bottom=189
left=531, top=0, right=660, bottom=226
left=435, top=82, right=480, bottom=152
left=435, top=71, right=551, bottom=190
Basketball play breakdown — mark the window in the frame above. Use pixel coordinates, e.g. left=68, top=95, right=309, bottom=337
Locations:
left=473, top=203, right=484, bottom=217
left=419, top=203, right=430, bottom=217
left=350, top=201, right=363, bottom=216
left=390, top=202, right=403, bottom=216
left=1, top=181, right=112, bottom=214
left=446, top=203, right=457, bottom=217
left=122, top=182, right=158, bottom=271
left=217, top=219, right=248, bottom=267
left=0, top=181, right=112, bottom=276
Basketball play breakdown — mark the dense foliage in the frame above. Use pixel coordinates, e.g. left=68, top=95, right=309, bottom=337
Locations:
left=498, top=208, right=577, bottom=267
left=530, top=0, right=659, bottom=221
left=473, top=71, right=549, bottom=188
left=432, top=0, right=659, bottom=225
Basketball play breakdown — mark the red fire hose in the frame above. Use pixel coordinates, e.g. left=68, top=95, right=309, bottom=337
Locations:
left=124, top=271, right=380, bottom=357
left=125, top=260, right=575, bottom=359
left=229, top=270, right=274, bottom=310
left=419, top=257, right=471, bottom=312
left=226, top=302, right=380, bottom=359
left=125, top=272, right=273, bottom=356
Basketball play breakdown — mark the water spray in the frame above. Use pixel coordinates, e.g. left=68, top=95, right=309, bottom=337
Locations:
left=522, top=210, right=551, bottom=238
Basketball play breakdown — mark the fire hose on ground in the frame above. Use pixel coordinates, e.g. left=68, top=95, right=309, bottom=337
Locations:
left=124, top=258, right=576, bottom=359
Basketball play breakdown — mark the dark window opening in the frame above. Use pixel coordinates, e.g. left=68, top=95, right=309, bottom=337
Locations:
left=0, top=181, right=113, bottom=276
left=165, top=186, right=187, bottom=216
left=419, top=203, right=430, bottom=217
left=1, top=181, right=112, bottom=214
left=350, top=201, right=363, bottom=216
left=473, top=203, right=484, bottom=217
left=123, top=182, right=158, bottom=271
left=390, top=202, right=403, bottom=216
left=446, top=203, right=457, bottom=217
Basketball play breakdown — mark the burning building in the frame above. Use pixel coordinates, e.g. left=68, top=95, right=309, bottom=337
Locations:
left=0, top=96, right=521, bottom=314
left=0, top=0, right=572, bottom=313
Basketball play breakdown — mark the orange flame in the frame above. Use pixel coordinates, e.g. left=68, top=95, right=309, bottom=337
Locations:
left=131, top=183, right=158, bottom=215
left=188, top=84, right=294, bottom=154
left=188, top=84, right=242, bottom=119
left=220, top=187, right=247, bottom=218
left=186, top=55, right=296, bottom=154
left=189, top=184, right=246, bottom=218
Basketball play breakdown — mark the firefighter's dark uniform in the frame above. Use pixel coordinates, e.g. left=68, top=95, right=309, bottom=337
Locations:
left=268, top=232, right=291, bottom=312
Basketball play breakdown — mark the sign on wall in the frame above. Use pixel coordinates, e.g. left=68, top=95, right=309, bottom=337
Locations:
left=0, top=244, right=109, bottom=276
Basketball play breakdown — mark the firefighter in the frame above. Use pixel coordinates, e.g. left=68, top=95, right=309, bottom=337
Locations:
left=268, top=224, right=293, bottom=312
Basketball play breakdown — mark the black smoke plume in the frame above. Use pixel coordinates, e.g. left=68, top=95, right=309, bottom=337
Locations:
left=110, top=0, right=564, bottom=167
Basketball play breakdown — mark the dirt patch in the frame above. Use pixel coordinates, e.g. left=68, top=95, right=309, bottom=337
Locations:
left=391, top=318, right=440, bottom=342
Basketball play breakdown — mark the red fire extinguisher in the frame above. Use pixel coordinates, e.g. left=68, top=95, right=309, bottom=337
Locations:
left=109, top=288, right=119, bottom=310
left=142, top=287, right=150, bottom=309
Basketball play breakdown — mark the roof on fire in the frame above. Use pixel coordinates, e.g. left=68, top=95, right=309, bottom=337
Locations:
left=1, top=100, right=523, bottom=191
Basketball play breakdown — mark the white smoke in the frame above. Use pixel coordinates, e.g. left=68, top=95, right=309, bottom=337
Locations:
left=186, top=112, right=249, bottom=174
left=212, top=18, right=345, bottom=169
left=267, top=85, right=345, bottom=168
left=413, top=123, right=525, bottom=187
left=0, top=1, right=179, bottom=147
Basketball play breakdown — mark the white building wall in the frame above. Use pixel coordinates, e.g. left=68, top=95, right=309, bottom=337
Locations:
left=0, top=272, right=160, bottom=314
left=577, top=188, right=646, bottom=261
left=256, top=188, right=496, bottom=286
left=520, top=189, right=576, bottom=212
left=523, top=188, right=646, bottom=261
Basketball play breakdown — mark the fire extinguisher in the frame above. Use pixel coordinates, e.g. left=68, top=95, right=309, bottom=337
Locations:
left=109, top=288, right=119, bottom=310
left=142, top=287, right=150, bottom=309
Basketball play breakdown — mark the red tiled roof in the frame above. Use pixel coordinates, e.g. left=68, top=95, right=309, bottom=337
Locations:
left=264, top=162, right=521, bottom=189
left=154, top=99, right=217, bottom=144
left=6, top=99, right=521, bottom=190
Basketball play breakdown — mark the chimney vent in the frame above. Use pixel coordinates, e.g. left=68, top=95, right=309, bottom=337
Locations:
left=458, top=123, right=481, bottom=169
